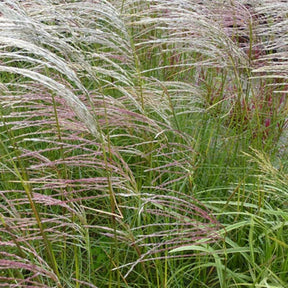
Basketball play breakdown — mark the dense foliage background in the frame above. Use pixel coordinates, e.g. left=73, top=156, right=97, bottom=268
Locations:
left=0, top=0, right=288, bottom=287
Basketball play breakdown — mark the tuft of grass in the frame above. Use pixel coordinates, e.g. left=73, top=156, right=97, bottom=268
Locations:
left=0, top=0, right=288, bottom=287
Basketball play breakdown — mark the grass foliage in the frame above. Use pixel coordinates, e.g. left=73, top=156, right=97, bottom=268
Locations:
left=0, top=0, right=288, bottom=287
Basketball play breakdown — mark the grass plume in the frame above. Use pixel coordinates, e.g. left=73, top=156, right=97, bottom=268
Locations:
left=0, top=0, right=288, bottom=287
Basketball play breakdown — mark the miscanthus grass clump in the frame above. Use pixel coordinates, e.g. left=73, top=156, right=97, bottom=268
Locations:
left=0, top=0, right=288, bottom=287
